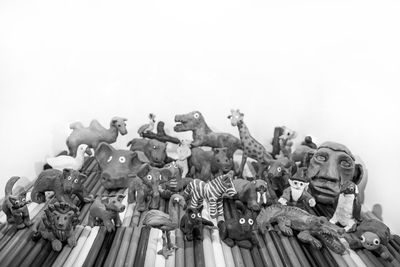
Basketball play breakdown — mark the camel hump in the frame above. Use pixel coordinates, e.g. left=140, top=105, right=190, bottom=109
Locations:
left=89, top=119, right=104, bottom=130
left=70, top=122, right=84, bottom=130
left=5, top=176, right=20, bottom=196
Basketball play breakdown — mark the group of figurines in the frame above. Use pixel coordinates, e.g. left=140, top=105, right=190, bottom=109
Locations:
left=1, top=109, right=395, bottom=262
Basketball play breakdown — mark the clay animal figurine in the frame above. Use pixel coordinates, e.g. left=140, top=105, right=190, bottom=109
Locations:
left=189, top=147, right=233, bottom=181
left=233, top=178, right=276, bottom=211
left=66, top=116, right=128, bottom=156
left=32, top=202, right=80, bottom=251
left=95, top=142, right=150, bottom=189
left=31, top=168, right=92, bottom=206
left=278, top=126, right=297, bottom=158
left=88, top=194, right=126, bottom=232
left=182, top=171, right=237, bottom=222
left=175, top=139, right=192, bottom=178
left=228, top=109, right=273, bottom=178
left=127, top=138, right=169, bottom=167
left=278, top=167, right=316, bottom=208
left=180, top=204, right=214, bottom=241
left=143, top=194, right=187, bottom=258
left=2, top=176, right=32, bottom=229
left=257, top=204, right=346, bottom=254
left=137, top=113, right=156, bottom=137
left=158, top=162, right=193, bottom=198
left=141, top=121, right=180, bottom=144
left=301, top=136, right=317, bottom=149
left=330, top=180, right=361, bottom=232
left=128, top=163, right=171, bottom=211
left=174, top=111, right=242, bottom=159
left=348, top=219, right=393, bottom=262
left=265, top=157, right=297, bottom=197
left=304, top=141, right=364, bottom=205
left=46, top=144, right=92, bottom=171
left=219, top=200, right=258, bottom=249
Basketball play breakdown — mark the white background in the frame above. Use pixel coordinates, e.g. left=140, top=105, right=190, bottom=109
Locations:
left=1, top=0, right=399, bottom=233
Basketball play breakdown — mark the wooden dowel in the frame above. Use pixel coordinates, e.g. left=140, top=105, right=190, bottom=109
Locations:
left=202, top=227, right=216, bottom=267
left=144, top=228, right=159, bottom=267
left=388, top=243, right=400, bottom=262
left=299, top=242, right=319, bottom=267
left=0, top=226, right=17, bottom=250
left=390, top=240, right=400, bottom=253
left=269, top=230, right=293, bottom=267
left=154, top=230, right=166, bottom=267
left=92, top=227, right=117, bottom=267
left=114, top=227, right=134, bottom=267
left=303, top=244, right=331, bottom=267
left=288, top=236, right=312, bottom=267
left=82, top=226, right=107, bottom=267
left=184, top=238, right=195, bottom=267
left=9, top=236, right=38, bottom=266
left=103, top=226, right=126, bottom=267
left=0, top=227, right=32, bottom=264
left=30, top=239, right=53, bottom=267
left=240, top=247, right=255, bottom=267
left=175, top=229, right=185, bottom=267
left=165, top=230, right=176, bottom=267
left=63, top=225, right=92, bottom=267
left=357, top=249, right=378, bottom=267
left=210, top=227, right=226, bottom=267
left=73, top=226, right=100, bottom=267
left=42, top=249, right=60, bottom=267
left=263, top=230, right=285, bottom=267
left=275, top=226, right=302, bottom=267
left=321, top=247, right=340, bottom=267
left=51, top=225, right=85, bottom=267
left=133, top=226, right=151, bottom=267
left=344, top=250, right=363, bottom=267
left=221, top=240, right=236, bottom=267
left=194, top=237, right=206, bottom=267
left=251, top=246, right=264, bottom=267
left=122, top=203, right=136, bottom=226
left=20, top=237, right=48, bottom=267
left=327, top=250, right=349, bottom=267
left=363, top=249, right=384, bottom=267
left=231, top=245, right=245, bottom=267
left=255, top=231, right=274, bottom=267
left=124, top=210, right=148, bottom=266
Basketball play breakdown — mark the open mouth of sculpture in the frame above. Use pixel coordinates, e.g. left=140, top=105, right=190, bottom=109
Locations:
left=318, top=230, right=346, bottom=254
left=174, top=116, right=190, bottom=131
left=310, top=176, right=340, bottom=204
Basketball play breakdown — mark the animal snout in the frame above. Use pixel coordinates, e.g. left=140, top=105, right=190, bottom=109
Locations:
left=119, top=205, right=126, bottom=212
left=101, top=173, right=111, bottom=181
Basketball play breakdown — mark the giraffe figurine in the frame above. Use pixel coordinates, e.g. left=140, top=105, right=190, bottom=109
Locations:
left=228, top=109, right=273, bottom=178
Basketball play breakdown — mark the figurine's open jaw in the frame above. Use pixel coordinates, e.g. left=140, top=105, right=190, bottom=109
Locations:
left=174, top=115, right=191, bottom=132
left=310, top=176, right=340, bottom=204
left=317, top=230, right=346, bottom=254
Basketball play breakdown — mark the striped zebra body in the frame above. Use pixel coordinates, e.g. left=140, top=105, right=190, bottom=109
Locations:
left=183, top=173, right=236, bottom=218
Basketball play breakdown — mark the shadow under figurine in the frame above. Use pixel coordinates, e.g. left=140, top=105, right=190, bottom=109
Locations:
left=32, top=202, right=80, bottom=251
left=348, top=218, right=394, bottom=262
left=218, top=200, right=258, bottom=249
left=31, top=168, right=92, bottom=207
left=88, top=194, right=126, bottom=232
left=2, top=176, right=33, bottom=229
left=180, top=204, right=214, bottom=241
left=330, top=180, right=361, bottom=232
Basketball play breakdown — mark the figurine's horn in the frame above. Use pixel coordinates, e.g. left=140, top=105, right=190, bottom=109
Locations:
left=263, top=192, right=267, bottom=204
left=257, top=192, right=261, bottom=204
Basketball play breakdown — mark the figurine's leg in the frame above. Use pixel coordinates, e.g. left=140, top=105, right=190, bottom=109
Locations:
left=88, top=215, right=95, bottom=227
left=23, top=211, right=33, bottom=227
left=238, top=154, right=247, bottom=178
left=6, top=215, right=15, bottom=224
left=166, top=231, right=176, bottom=249
left=52, top=239, right=63, bottom=251
left=257, top=161, right=266, bottom=179
left=297, top=230, right=321, bottom=248
left=186, top=232, right=194, bottom=241
left=277, top=216, right=293, bottom=236
left=348, top=239, right=363, bottom=250
left=114, top=214, right=122, bottom=228
left=379, top=246, right=394, bottom=262
left=67, top=235, right=77, bottom=247
left=136, top=190, right=147, bottom=212
left=218, top=221, right=227, bottom=240
left=236, top=240, right=253, bottom=249
left=222, top=237, right=235, bottom=247
left=344, top=219, right=356, bottom=232
left=329, top=214, right=338, bottom=225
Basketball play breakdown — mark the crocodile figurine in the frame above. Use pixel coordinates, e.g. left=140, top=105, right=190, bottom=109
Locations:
left=256, top=204, right=346, bottom=254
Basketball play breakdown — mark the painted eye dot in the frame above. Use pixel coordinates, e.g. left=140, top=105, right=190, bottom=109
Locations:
left=294, top=181, right=298, bottom=186
left=107, top=156, right=113, bottom=163
left=299, top=182, right=304, bottom=187
left=194, top=113, right=200, bottom=119
left=277, top=167, right=281, bottom=172
left=248, top=219, right=254, bottom=225
left=239, top=218, right=245, bottom=224
left=22, top=198, right=26, bottom=202
left=147, top=175, right=152, bottom=180
left=191, top=214, right=196, bottom=219
left=197, top=213, right=201, bottom=217
left=119, top=157, right=126, bottom=163
left=360, top=236, right=365, bottom=242
left=373, top=239, right=380, bottom=245
left=74, top=179, right=78, bottom=183
left=68, top=176, right=72, bottom=180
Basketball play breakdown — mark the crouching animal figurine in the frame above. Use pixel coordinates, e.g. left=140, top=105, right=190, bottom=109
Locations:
left=182, top=171, right=237, bottom=222
left=2, top=176, right=32, bottom=229
left=31, top=168, right=92, bottom=206
left=257, top=204, right=346, bottom=254
left=127, top=138, right=169, bottom=167
left=330, top=180, right=361, bottom=232
left=265, top=157, right=297, bottom=197
left=218, top=200, right=258, bottom=249
left=348, top=219, right=394, bottom=262
left=233, top=178, right=276, bottom=211
left=89, top=194, right=126, bottom=232
left=180, top=204, right=214, bottom=241
left=189, top=147, right=233, bottom=181
left=32, top=202, right=80, bottom=251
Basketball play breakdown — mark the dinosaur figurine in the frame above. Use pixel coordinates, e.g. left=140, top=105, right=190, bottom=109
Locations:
left=330, top=180, right=361, bottom=232
left=257, top=204, right=346, bottom=254
left=137, top=113, right=156, bottom=137
left=174, top=111, right=242, bottom=159
left=228, top=109, right=273, bottom=178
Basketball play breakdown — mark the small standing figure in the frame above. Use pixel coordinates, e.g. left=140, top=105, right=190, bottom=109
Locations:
left=2, top=176, right=33, bottom=229
left=278, top=167, right=316, bottom=208
left=330, top=180, right=361, bottom=232
left=88, top=194, right=126, bottom=232
left=176, top=139, right=192, bottom=178
left=137, top=113, right=156, bottom=137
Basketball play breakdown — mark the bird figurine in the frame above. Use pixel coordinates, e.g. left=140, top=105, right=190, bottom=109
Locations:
left=143, top=193, right=187, bottom=258
left=46, top=144, right=91, bottom=171
left=137, top=113, right=156, bottom=137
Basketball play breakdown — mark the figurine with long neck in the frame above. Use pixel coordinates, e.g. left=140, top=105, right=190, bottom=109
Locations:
left=228, top=109, right=273, bottom=178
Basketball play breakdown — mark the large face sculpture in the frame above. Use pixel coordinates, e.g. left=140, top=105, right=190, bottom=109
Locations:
left=307, top=141, right=363, bottom=205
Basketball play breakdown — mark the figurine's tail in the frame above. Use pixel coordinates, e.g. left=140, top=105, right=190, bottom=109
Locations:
left=5, top=176, right=20, bottom=196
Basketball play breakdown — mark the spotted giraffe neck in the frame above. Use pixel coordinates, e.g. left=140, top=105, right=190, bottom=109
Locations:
left=237, top=120, right=250, bottom=141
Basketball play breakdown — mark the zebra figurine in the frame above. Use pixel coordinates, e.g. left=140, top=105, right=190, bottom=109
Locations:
left=182, top=170, right=237, bottom=221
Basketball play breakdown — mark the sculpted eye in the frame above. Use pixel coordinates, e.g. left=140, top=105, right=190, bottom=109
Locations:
left=74, top=179, right=78, bottom=183
left=67, top=176, right=72, bottom=180
left=268, top=165, right=271, bottom=170
left=360, top=236, right=365, bottom=242
left=153, top=146, right=157, bottom=149
left=119, top=157, right=126, bottom=163
left=373, top=239, right=380, bottom=245
left=299, top=182, right=304, bottom=187
left=340, top=160, right=351, bottom=168
left=159, top=175, right=162, bottom=180
left=197, top=213, right=201, bottom=217
left=107, top=156, right=113, bottom=163
left=248, top=219, right=254, bottom=225
left=165, top=164, right=171, bottom=168
left=191, top=214, right=196, bottom=219
left=147, top=175, right=152, bottom=180
left=22, top=198, right=26, bottom=202
left=277, top=167, right=281, bottom=172
left=316, top=155, right=326, bottom=162
left=194, top=113, right=200, bottom=119
left=239, top=218, right=245, bottom=224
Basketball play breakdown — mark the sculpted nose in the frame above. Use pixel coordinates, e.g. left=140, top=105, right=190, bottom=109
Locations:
left=102, top=173, right=111, bottom=181
left=326, top=160, right=339, bottom=178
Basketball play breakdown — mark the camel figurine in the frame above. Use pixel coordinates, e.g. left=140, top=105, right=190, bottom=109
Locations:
left=66, top=117, right=128, bottom=156
left=174, top=111, right=242, bottom=159
left=137, top=113, right=156, bottom=137
left=46, top=144, right=92, bottom=171
left=228, top=109, right=273, bottom=178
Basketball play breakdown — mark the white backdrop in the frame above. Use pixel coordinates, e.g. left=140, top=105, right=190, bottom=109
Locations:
left=1, top=0, right=399, bottom=233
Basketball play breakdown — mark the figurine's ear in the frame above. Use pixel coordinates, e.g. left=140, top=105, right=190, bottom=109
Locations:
left=63, top=168, right=72, bottom=177
left=235, top=200, right=246, bottom=215
left=133, top=151, right=150, bottom=164
left=79, top=173, right=87, bottom=183
left=101, top=197, right=109, bottom=205
left=352, top=164, right=363, bottom=185
left=302, top=151, right=315, bottom=168
left=95, top=142, right=114, bottom=166
left=160, top=169, right=172, bottom=181
left=8, top=196, right=17, bottom=205
left=197, top=204, right=204, bottom=212
left=137, top=163, right=151, bottom=178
